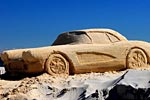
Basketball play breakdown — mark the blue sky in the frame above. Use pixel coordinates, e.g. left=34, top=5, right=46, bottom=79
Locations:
left=0, top=0, right=150, bottom=50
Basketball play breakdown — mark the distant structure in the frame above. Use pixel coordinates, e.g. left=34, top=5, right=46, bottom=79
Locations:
left=0, top=54, right=5, bottom=75
left=0, top=67, right=5, bottom=75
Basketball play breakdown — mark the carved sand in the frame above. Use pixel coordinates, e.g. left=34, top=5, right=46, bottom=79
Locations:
left=1, top=28, right=150, bottom=76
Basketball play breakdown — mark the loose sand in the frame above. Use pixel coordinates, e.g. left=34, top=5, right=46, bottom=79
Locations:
left=0, top=69, right=150, bottom=100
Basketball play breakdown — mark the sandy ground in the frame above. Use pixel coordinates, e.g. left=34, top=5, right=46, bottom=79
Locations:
left=0, top=69, right=150, bottom=100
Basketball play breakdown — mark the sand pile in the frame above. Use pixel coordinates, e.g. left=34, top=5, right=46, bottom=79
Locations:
left=0, top=69, right=150, bottom=100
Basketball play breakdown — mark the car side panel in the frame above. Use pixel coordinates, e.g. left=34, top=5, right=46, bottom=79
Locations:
left=69, top=41, right=150, bottom=73
left=67, top=44, right=127, bottom=73
left=22, top=41, right=150, bottom=74
left=74, top=59, right=125, bottom=74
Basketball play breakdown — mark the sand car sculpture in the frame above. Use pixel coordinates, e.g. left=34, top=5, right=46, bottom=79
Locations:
left=1, top=28, right=150, bottom=76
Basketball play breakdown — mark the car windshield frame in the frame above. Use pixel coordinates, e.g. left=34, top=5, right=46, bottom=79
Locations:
left=52, top=31, right=92, bottom=45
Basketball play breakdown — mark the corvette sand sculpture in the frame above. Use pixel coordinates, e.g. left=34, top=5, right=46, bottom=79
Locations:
left=1, top=28, right=150, bottom=76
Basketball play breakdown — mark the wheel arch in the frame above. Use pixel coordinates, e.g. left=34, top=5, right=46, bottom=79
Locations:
left=44, top=50, right=75, bottom=75
left=126, top=46, right=149, bottom=68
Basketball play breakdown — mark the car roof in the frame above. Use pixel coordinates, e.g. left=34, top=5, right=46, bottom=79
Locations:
left=69, top=28, right=128, bottom=41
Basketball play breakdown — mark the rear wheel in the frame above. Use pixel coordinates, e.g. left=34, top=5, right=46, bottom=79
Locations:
left=45, top=53, right=69, bottom=76
left=127, top=48, right=147, bottom=69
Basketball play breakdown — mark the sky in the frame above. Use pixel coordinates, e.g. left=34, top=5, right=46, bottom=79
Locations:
left=0, top=0, right=150, bottom=50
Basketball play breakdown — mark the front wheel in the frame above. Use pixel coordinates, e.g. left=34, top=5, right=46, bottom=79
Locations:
left=126, top=48, right=147, bottom=69
left=45, top=53, right=69, bottom=76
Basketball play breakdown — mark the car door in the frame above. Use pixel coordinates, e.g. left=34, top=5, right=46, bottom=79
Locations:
left=74, top=33, right=120, bottom=73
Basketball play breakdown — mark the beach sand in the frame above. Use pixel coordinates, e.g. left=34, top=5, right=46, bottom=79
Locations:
left=0, top=69, right=150, bottom=100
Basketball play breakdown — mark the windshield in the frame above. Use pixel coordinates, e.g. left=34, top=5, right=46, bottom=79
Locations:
left=52, top=31, right=91, bottom=45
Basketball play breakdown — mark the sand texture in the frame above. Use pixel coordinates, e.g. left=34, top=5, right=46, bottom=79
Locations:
left=0, top=69, right=150, bottom=100
left=1, top=28, right=140, bottom=75
left=1, top=28, right=150, bottom=100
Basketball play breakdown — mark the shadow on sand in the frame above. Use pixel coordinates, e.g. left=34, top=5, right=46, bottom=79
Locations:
left=0, top=72, right=44, bottom=80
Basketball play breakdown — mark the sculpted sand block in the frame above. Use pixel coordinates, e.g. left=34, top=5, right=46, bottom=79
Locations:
left=1, top=28, right=150, bottom=75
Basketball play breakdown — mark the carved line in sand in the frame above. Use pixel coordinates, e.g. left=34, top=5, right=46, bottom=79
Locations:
left=87, top=31, right=124, bottom=41
left=126, top=48, right=148, bottom=69
left=76, top=52, right=116, bottom=64
left=45, top=53, right=69, bottom=75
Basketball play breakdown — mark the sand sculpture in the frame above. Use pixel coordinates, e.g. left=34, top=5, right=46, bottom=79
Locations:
left=1, top=28, right=150, bottom=76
